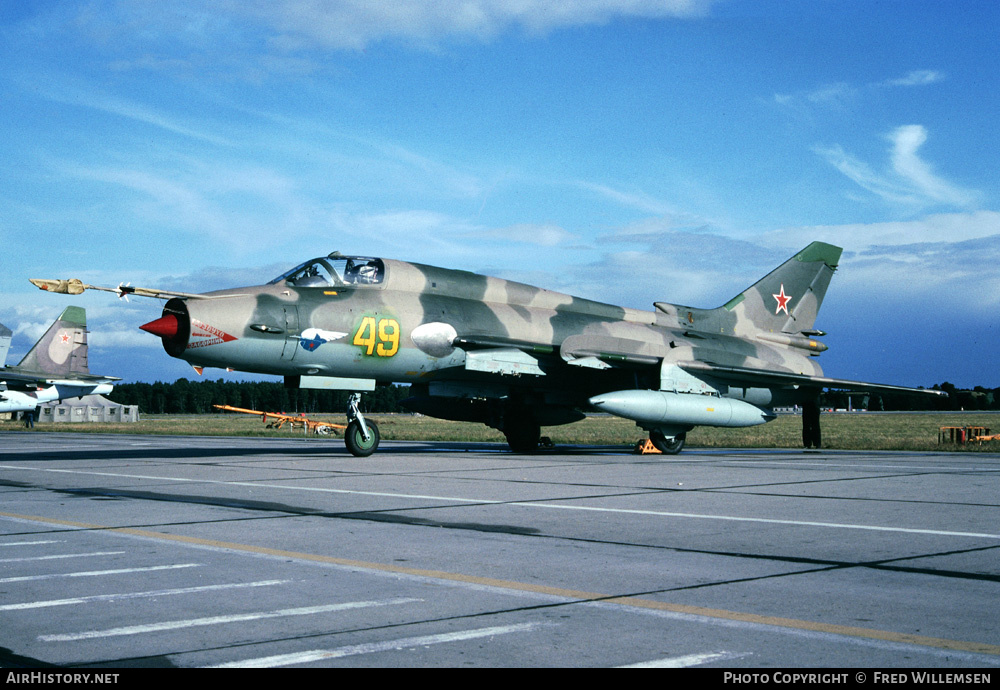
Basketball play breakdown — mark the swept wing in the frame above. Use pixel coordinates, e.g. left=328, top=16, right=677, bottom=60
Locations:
left=677, top=360, right=946, bottom=397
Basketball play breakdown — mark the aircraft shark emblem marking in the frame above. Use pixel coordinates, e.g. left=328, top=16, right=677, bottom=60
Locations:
left=300, top=328, right=348, bottom=352
left=773, top=284, right=792, bottom=315
left=187, top=319, right=238, bottom=350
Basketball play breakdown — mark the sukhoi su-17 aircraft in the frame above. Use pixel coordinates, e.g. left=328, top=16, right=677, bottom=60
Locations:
left=31, top=242, right=942, bottom=456
left=1, top=307, right=116, bottom=414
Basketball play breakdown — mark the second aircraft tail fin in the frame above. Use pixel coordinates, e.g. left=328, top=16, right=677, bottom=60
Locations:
left=0, top=321, right=11, bottom=366
left=16, top=307, right=91, bottom=376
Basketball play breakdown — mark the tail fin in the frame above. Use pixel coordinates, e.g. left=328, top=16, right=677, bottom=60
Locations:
left=16, top=306, right=91, bottom=376
left=655, top=242, right=842, bottom=336
left=724, top=242, right=842, bottom=334
left=0, top=322, right=11, bottom=366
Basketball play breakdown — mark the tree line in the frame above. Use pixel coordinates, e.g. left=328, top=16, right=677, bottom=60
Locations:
left=822, top=383, right=999, bottom=412
left=108, top=379, right=412, bottom=415
left=107, top=379, right=999, bottom=416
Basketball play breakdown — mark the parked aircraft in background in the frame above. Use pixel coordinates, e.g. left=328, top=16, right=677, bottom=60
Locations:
left=31, top=242, right=943, bottom=455
left=1, top=307, right=116, bottom=414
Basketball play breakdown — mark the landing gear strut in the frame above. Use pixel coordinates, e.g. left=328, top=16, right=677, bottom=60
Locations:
left=802, top=401, right=821, bottom=449
left=502, top=407, right=541, bottom=454
left=345, top=393, right=380, bottom=457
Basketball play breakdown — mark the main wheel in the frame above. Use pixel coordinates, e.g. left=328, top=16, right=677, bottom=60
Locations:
left=650, top=430, right=685, bottom=455
left=345, top=419, right=380, bottom=457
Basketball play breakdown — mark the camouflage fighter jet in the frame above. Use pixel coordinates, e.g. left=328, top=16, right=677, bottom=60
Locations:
left=1, top=307, right=117, bottom=414
left=31, top=242, right=942, bottom=455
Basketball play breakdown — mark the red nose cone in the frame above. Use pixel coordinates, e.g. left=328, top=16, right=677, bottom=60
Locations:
left=140, top=314, right=179, bottom=339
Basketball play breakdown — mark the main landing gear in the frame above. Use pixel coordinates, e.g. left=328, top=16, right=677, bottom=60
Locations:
left=649, top=430, right=686, bottom=455
left=501, top=407, right=541, bottom=454
left=344, top=393, right=380, bottom=457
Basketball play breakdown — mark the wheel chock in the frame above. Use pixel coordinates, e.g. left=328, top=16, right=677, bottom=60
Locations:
left=635, top=439, right=662, bottom=454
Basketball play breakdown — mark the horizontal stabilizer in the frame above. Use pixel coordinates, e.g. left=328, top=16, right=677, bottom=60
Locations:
left=0, top=370, right=120, bottom=386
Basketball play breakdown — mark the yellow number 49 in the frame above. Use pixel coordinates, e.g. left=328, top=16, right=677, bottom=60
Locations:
left=353, top=316, right=399, bottom=357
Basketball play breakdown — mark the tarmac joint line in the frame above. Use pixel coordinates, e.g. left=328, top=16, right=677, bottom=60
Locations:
left=3, top=509, right=999, bottom=658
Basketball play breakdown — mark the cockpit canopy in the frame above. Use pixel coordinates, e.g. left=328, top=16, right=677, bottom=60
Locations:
left=269, top=253, right=385, bottom=288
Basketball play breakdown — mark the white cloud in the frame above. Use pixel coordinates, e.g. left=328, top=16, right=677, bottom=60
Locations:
left=369, top=142, right=486, bottom=200
left=764, top=213, right=1000, bottom=311
left=38, top=83, right=232, bottom=146
left=231, top=0, right=713, bottom=51
left=815, top=125, right=979, bottom=209
left=882, top=70, right=945, bottom=87
left=575, top=181, right=676, bottom=216
left=804, top=82, right=856, bottom=105
left=489, top=223, right=577, bottom=246
left=775, top=70, right=943, bottom=115
left=773, top=82, right=857, bottom=113
left=813, top=144, right=919, bottom=205
left=888, top=125, right=977, bottom=207
left=766, top=210, right=1000, bottom=251
left=839, top=239, right=1000, bottom=312
left=322, top=207, right=487, bottom=262
left=548, top=213, right=1000, bottom=315
left=57, top=161, right=313, bottom=251
left=551, top=228, right=777, bottom=308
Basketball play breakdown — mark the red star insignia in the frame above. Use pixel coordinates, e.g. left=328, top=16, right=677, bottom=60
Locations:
left=773, top=284, right=791, bottom=315
left=60, top=333, right=71, bottom=344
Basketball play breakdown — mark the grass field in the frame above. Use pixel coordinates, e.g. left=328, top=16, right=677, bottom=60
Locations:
left=3, top=411, right=999, bottom=452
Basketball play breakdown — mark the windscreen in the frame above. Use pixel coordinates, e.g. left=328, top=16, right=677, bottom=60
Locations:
left=269, top=256, right=384, bottom=287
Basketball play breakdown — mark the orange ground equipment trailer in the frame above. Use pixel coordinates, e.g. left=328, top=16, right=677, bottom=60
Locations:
left=213, top=405, right=346, bottom=436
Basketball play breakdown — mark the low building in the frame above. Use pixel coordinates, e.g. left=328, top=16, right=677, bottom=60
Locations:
left=38, top=395, right=139, bottom=423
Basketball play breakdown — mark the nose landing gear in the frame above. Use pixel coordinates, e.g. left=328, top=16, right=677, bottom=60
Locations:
left=345, top=393, right=380, bottom=457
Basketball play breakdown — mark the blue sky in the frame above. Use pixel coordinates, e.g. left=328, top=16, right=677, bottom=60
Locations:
left=1, top=0, right=997, bottom=388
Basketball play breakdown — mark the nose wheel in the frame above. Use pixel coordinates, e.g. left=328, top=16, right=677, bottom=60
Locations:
left=344, top=393, right=380, bottom=457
